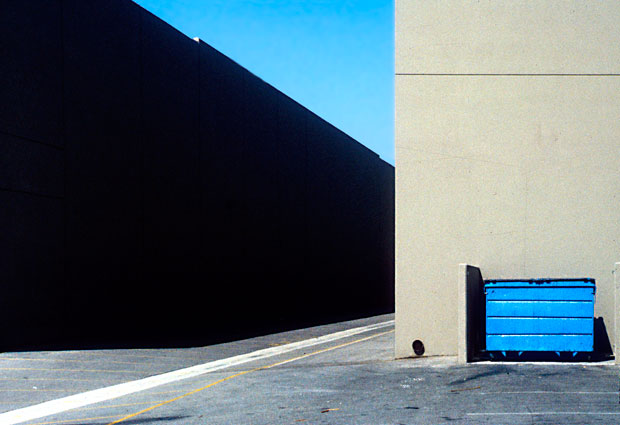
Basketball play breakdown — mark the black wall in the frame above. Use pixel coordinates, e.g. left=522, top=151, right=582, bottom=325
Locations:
left=0, top=0, right=394, bottom=350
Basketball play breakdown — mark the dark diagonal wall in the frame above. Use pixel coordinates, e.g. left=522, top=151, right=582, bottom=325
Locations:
left=0, top=0, right=394, bottom=350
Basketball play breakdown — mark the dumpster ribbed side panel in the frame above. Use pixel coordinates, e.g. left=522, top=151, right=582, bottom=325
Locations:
left=484, top=279, right=595, bottom=352
left=486, top=335, right=593, bottom=352
left=487, top=317, right=593, bottom=334
left=486, top=300, right=593, bottom=318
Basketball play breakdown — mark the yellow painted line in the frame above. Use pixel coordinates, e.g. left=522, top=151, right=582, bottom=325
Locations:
left=1, top=321, right=393, bottom=425
left=0, top=358, right=147, bottom=366
left=27, top=415, right=121, bottom=425
left=0, top=368, right=145, bottom=374
left=68, top=401, right=167, bottom=413
left=107, top=329, right=394, bottom=425
left=144, top=390, right=188, bottom=395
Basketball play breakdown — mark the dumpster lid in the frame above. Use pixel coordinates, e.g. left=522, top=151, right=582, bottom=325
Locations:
left=484, top=278, right=595, bottom=289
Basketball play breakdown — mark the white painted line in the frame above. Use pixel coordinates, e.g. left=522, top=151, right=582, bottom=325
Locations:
left=468, top=412, right=620, bottom=416
left=0, top=320, right=393, bottom=425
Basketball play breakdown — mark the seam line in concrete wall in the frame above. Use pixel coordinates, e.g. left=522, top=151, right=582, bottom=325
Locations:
left=0, top=186, right=64, bottom=201
left=0, top=130, right=64, bottom=151
left=393, top=145, right=517, bottom=168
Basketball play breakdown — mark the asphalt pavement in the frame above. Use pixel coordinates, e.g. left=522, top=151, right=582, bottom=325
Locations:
left=1, top=313, right=619, bottom=425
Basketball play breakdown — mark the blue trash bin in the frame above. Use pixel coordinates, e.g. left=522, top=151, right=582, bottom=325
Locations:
left=484, top=278, right=595, bottom=353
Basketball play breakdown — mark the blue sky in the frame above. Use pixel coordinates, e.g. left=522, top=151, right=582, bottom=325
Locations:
left=133, top=0, right=394, bottom=164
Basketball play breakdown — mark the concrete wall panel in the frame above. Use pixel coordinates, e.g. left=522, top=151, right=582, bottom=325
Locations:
left=0, top=192, right=64, bottom=349
left=198, top=43, right=246, bottom=285
left=274, top=95, right=309, bottom=321
left=396, top=1, right=620, bottom=357
left=0, top=133, right=63, bottom=198
left=141, top=10, right=201, bottom=335
left=63, top=0, right=143, bottom=341
left=197, top=43, right=256, bottom=337
left=0, top=0, right=63, bottom=146
left=396, top=0, right=620, bottom=75
left=242, top=73, right=280, bottom=276
left=305, top=117, right=341, bottom=313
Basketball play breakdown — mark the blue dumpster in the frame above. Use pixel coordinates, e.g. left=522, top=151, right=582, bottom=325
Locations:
left=484, top=278, right=595, bottom=352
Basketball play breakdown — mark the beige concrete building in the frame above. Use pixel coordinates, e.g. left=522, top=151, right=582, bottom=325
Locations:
left=395, top=0, right=620, bottom=358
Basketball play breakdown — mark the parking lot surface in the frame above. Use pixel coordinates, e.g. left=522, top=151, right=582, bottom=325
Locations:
left=1, top=313, right=619, bottom=424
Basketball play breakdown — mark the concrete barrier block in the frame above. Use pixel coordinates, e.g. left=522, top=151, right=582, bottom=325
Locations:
left=615, top=263, right=620, bottom=364
left=458, top=264, right=484, bottom=363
